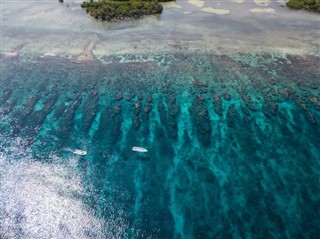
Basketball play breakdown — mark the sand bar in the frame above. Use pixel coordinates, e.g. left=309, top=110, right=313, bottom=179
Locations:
left=202, top=7, right=230, bottom=15
left=250, top=8, right=275, bottom=13
left=253, top=0, right=271, bottom=6
left=188, top=0, right=204, bottom=8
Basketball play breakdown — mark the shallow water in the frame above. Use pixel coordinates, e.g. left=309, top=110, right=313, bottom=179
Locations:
left=2, top=0, right=320, bottom=55
left=1, top=1, right=320, bottom=239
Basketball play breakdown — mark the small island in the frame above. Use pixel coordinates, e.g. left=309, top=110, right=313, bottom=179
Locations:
left=286, top=0, right=320, bottom=13
left=81, top=0, right=171, bottom=21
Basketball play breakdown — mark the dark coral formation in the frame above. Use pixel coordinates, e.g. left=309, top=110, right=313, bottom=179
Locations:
left=223, top=92, right=231, bottom=101
left=190, top=95, right=212, bottom=146
left=132, top=101, right=142, bottom=130
left=24, top=94, right=58, bottom=132
left=0, top=89, right=12, bottom=106
left=59, top=97, right=82, bottom=138
left=94, top=101, right=123, bottom=149
left=165, top=92, right=180, bottom=140
left=1, top=52, right=319, bottom=144
left=82, top=91, right=100, bottom=133
left=212, top=94, right=223, bottom=116
left=10, top=95, right=40, bottom=135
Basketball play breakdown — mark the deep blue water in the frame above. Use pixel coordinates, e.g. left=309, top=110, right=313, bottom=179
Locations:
left=0, top=52, right=320, bottom=238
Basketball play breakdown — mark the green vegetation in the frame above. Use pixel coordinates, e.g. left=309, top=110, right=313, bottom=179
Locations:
left=286, top=0, right=320, bottom=13
left=81, top=0, right=168, bottom=21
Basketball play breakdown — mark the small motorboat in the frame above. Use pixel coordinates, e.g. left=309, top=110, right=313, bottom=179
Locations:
left=132, top=146, right=148, bottom=153
left=73, top=149, right=87, bottom=156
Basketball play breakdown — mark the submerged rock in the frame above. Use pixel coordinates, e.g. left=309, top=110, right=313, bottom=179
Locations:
left=132, top=114, right=141, bottom=130
left=143, top=103, right=152, bottom=120
left=114, top=103, right=122, bottom=114
left=309, top=95, right=320, bottom=110
left=169, top=104, right=180, bottom=119
left=190, top=95, right=212, bottom=146
left=146, top=94, right=153, bottom=103
left=241, top=106, right=250, bottom=117
left=223, top=92, right=231, bottom=101
left=94, top=103, right=123, bottom=146
left=201, top=87, right=207, bottom=94
left=241, top=92, right=256, bottom=111
left=23, top=94, right=58, bottom=136
left=133, top=101, right=142, bottom=114
left=300, top=103, right=317, bottom=125
left=158, top=101, right=167, bottom=124
left=114, top=92, right=123, bottom=101
left=277, top=88, right=290, bottom=99
left=1, top=99, right=16, bottom=116
left=54, top=102, right=67, bottom=119
left=193, top=80, right=206, bottom=88
left=10, top=95, right=40, bottom=133
left=82, top=93, right=99, bottom=133
left=0, top=89, right=12, bottom=105
left=126, top=92, right=135, bottom=101
left=226, top=104, right=239, bottom=128
left=198, top=94, right=205, bottom=101
left=21, top=96, right=40, bottom=116
left=212, top=94, right=223, bottom=116
left=262, top=93, right=278, bottom=117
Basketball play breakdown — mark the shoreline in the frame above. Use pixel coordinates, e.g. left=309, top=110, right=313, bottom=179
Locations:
left=2, top=31, right=319, bottom=60
left=1, top=49, right=319, bottom=74
left=2, top=46, right=320, bottom=65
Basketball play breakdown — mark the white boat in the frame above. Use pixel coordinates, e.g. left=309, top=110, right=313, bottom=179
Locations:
left=73, top=149, right=87, bottom=156
left=132, top=146, right=148, bottom=153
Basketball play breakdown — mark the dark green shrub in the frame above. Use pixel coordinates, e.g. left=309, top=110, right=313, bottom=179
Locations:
left=286, top=0, right=320, bottom=12
left=81, top=0, right=164, bottom=20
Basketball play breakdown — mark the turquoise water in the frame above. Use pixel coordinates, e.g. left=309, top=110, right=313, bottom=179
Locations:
left=1, top=52, right=319, bottom=238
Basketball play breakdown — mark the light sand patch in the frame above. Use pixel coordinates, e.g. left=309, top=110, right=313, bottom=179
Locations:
left=2, top=44, right=25, bottom=58
left=76, top=37, right=99, bottom=62
left=40, top=53, right=57, bottom=58
left=202, top=7, right=230, bottom=15
left=253, top=0, right=271, bottom=6
left=4, top=52, right=18, bottom=57
left=250, top=8, right=275, bottom=13
left=233, top=0, right=245, bottom=3
left=276, top=0, right=286, bottom=6
left=162, top=2, right=182, bottom=8
left=188, top=0, right=204, bottom=8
